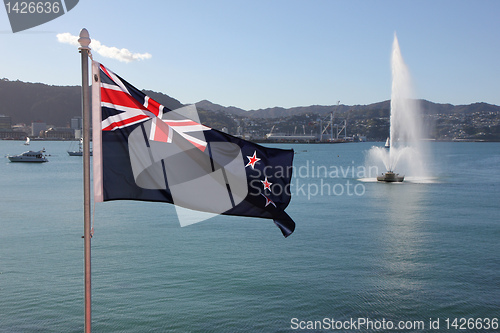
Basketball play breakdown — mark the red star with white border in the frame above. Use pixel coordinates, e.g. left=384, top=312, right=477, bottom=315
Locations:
left=261, top=177, right=272, bottom=191
left=261, top=193, right=276, bottom=207
left=245, top=151, right=261, bottom=169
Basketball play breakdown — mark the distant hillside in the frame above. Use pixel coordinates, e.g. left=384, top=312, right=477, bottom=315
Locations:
left=196, top=100, right=247, bottom=117
left=1, top=78, right=499, bottom=127
left=142, top=90, right=183, bottom=111
left=0, top=79, right=81, bottom=126
left=196, top=98, right=500, bottom=119
left=0, top=79, right=183, bottom=127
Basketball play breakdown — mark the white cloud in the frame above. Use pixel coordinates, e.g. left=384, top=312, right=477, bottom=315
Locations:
left=56, top=32, right=152, bottom=63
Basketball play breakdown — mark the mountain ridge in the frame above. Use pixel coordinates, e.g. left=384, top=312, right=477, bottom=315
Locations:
left=1, top=78, right=499, bottom=127
left=195, top=99, right=500, bottom=119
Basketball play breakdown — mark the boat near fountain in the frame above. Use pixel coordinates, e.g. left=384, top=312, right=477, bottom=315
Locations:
left=377, top=171, right=404, bottom=182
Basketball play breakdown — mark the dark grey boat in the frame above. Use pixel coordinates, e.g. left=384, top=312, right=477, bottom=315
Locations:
left=377, top=171, right=404, bottom=182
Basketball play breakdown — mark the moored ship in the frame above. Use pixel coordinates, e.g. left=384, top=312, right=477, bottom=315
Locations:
left=8, top=150, right=48, bottom=163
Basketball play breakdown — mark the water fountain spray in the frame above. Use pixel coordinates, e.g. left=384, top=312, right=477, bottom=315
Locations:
left=368, top=33, right=429, bottom=182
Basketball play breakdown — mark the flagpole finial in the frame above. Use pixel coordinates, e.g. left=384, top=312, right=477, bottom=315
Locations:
left=78, top=28, right=91, bottom=50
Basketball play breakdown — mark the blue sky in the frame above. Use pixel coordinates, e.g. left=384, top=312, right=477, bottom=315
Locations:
left=1, top=0, right=499, bottom=110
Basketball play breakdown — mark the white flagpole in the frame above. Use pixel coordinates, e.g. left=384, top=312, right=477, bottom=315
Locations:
left=78, top=28, right=92, bottom=333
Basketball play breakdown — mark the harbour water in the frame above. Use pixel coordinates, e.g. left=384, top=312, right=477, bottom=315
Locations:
left=1, top=141, right=499, bottom=332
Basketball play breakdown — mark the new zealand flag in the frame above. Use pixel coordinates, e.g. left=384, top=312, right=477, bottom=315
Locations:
left=91, top=62, right=295, bottom=237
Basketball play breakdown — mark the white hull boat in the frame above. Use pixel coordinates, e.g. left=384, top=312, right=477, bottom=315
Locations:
left=8, top=150, right=48, bottom=163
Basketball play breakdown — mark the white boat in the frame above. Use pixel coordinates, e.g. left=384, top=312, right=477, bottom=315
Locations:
left=68, top=139, right=92, bottom=156
left=8, top=150, right=48, bottom=163
left=24, top=137, right=30, bottom=145
left=384, top=137, right=390, bottom=149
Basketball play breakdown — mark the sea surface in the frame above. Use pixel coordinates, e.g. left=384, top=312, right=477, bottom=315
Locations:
left=1, top=141, right=499, bottom=332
